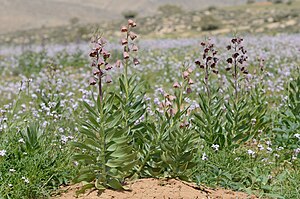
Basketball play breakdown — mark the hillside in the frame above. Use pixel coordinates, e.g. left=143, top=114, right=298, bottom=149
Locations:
left=0, top=0, right=256, bottom=34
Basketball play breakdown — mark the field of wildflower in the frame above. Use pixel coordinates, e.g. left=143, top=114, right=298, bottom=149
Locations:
left=0, top=19, right=299, bottom=199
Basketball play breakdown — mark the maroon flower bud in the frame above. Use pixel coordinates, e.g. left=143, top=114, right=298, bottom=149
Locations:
left=232, top=53, right=239, bottom=59
left=133, top=58, right=140, bottom=65
left=243, top=70, right=249, bottom=75
left=227, top=58, right=233, bottom=64
left=226, top=45, right=231, bottom=50
left=89, top=50, right=97, bottom=57
left=195, top=59, right=201, bottom=65
left=105, top=63, right=113, bottom=70
left=121, top=26, right=128, bottom=32
left=207, top=56, right=212, bottom=61
left=186, top=87, right=192, bottom=94
left=105, top=75, right=112, bottom=83
left=210, top=63, right=216, bottom=68
left=98, top=58, right=105, bottom=66
left=121, top=38, right=128, bottom=45
left=225, top=67, right=231, bottom=71
left=240, top=66, right=245, bottom=71
left=183, top=71, right=189, bottom=79
left=132, top=22, right=137, bottom=27
left=102, top=50, right=110, bottom=59
left=173, top=82, right=180, bottom=88
left=213, top=57, right=219, bottom=63
left=212, top=69, right=219, bottom=74
left=243, top=70, right=249, bottom=74
left=200, top=64, right=205, bottom=69
left=200, top=42, right=206, bottom=46
left=92, top=67, right=101, bottom=75
left=129, top=32, right=138, bottom=40
left=204, top=48, right=209, bottom=53
left=123, top=52, right=130, bottom=59
left=115, top=60, right=121, bottom=68
left=89, top=77, right=97, bottom=85
left=132, top=44, right=138, bottom=51
left=128, top=19, right=134, bottom=26
left=231, top=38, right=237, bottom=44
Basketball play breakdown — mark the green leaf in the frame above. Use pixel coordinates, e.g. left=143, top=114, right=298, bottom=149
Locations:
left=85, top=138, right=102, bottom=150
left=83, top=101, right=98, bottom=117
left=95, top=179, right=106, bottom=191
left=110, top=146, right=132, bottom=158
left=107, top=178, right=124, bottom=190
left=75, top=183, right=95, bottom=196
left=74, top=173, right=96, bottom=183
left=264, top=193, right=284, bottom=199
left=72, top=154, right=96, bottom=163
left=80, top=126, right=98, bottom=139
left=70, top=141, right=95, bottom=152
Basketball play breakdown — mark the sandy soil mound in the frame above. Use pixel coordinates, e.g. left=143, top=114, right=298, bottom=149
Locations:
left=54, top=178, right=257, bottom=199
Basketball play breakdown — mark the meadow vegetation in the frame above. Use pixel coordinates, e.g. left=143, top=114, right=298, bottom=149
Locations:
left=0, top=19, right=299, bottom=199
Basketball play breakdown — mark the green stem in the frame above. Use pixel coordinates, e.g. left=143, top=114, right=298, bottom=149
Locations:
left=124, top=60, right=129, bottom=100
left=205, top=62, right=211, bottom=99
left=233, top=43, right=238, bottom=103
left=99, top=103, right=106, bottom=183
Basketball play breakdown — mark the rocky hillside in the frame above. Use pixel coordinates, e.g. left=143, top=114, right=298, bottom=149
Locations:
left=0, top=0, right=255, bottom=34
left=0, top=1, right=299, bottom=45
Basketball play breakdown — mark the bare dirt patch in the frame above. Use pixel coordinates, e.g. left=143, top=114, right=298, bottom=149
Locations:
left=54, top=178, right=257, bottom=199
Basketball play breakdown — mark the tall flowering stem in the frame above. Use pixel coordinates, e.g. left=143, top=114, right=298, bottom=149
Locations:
left=195, top=39, right=219, bottom=99
left=89, top=36, right=113, bottom=103
left=120, top=19, right=139, bottom=99
left=225, top=37, right=248, bottom=101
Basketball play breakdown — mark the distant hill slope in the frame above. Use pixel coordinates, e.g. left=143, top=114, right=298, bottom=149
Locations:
left=0, top=0, right=251, bottom=34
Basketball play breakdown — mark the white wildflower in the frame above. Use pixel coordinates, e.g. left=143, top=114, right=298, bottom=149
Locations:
left=21, top=177, right=30, bottom=184
left=0, top=149, right=6, bottom=156
left=258, top=144, right=264, bottom=151
left=211, top=144, right=220, bottom=151
left=202, top=152, right=208, bottom=161
left=18, top=138, right=25, bottom=143
left=247, top=149, right=255, bottom=157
